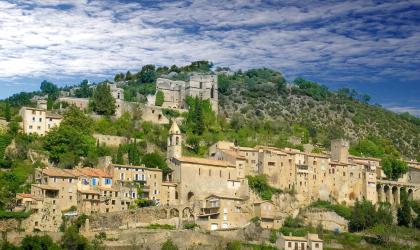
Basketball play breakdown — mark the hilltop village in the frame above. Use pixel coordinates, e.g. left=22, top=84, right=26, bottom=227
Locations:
left=1, top=66, right=420, bottom=249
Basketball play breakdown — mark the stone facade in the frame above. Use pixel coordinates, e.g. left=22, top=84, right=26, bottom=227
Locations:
left=155, top=74, right=218, bottom=113
left=93, top=133, right=133, bottom=147
left=19, top=107, right=62, bottom=136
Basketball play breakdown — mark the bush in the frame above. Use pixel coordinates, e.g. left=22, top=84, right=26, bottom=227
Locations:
left=309, top=200, right=352, bottom=220
left=161, top=239, right=178, bottom=250
left=226, top=241, right=242, bottom=250
left=183, top=223, right=198, bottom=229
left=0, top=210, right=31, bottom=219
left=147, top=224, right=175, bottom=230
left=246, top=175, right=281, bottom=200
left=155, top=91, right=164, bottom=106
left=283, top=216, right=304, bottom=228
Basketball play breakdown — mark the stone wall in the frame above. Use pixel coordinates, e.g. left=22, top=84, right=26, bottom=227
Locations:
left=301, top=208, right=348, bottom=232
left=88, top=207, right=171, bottom=231
left=93, top=134, right=133, bottom=147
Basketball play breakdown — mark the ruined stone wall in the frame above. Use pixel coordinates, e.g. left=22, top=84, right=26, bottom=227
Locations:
left=301, top=208, right=348, bottom=232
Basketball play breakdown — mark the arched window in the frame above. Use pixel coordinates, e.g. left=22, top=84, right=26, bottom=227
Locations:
left=175, top=191, right=178, bottom=200
left=176, top=136, right=179, bottom=145
left=199, top=82, right=203, bottom=89
left=211, top=85, right=214, bottom=98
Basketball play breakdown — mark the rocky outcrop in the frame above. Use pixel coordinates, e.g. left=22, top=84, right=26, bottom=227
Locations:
left=301, top=208, right=348, bottom=232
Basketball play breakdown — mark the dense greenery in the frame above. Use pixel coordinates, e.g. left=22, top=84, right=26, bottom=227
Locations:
left=161, top=239, right=178, bottom=250
left=349, top=200, right=393, bottom=232
left=155, top=90, right=164, bottom=106
left=90, top=83, right=116, bottom=116
left=381, top=156, right=408, bottom=180
left=308, top=200, right=352, bottom=220
left=246, top=175, right=281, bottom=200
left=43, top=107, right=97, bottom=168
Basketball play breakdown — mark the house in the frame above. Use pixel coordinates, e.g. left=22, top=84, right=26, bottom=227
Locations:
left=277, top=233, right=323, bottom=250
left=19, top=107, right=62, bottom=136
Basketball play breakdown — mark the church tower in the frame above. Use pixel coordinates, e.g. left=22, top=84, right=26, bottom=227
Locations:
left=167, top=120, right=182, bottom=160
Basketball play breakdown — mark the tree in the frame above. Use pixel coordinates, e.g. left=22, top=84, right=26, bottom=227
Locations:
left=349, top=199, right=377, bottom=232
left=115, top=145, right=124, bottom=164
left=376, top=203, right=393, bottom=225
left=127, top=140, right=140, bottom=165
left=142, top=152, right=170, bottom=176
left=138, top=64, right=157, bottom=84
left=155, top=91, right=164, bottom=106
left=161, top=239, right=178, bottom=250
left=43, top=107, right=96, bottom=166
left=91, top=83, right=116, bottom=116
left=381, top=156, right=408, bottom=180
left=193, top=97, right=204, bottom=135
left=4, top=103, right=11, bottom=122
left=125, top=71, right=133, bottom=81
left=61, top=225, right=92, bottom=250
left=40, top=80, right=58, bottom=95
left=397, top=199, right=412, bottom=227
left=75, top=80, right=93, bottom=98
left=21, top=235, right=61, bottom=250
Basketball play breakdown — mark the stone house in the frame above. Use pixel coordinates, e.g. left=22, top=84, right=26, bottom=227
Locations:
left=19, top=107, right=62, bottom=136
left=277, top=233, right=323, bottom=250
left=253, top=200, right=282, bottom=229
left=155, top=73, right=218, bottom=113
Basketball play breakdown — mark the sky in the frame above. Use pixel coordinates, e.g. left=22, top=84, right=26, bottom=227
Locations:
left=0, top=0, right=419, bottom=115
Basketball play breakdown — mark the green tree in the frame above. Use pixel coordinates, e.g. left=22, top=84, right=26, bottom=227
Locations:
left=75, top=80, right=93, bottom=98
left=115, top=144, right=124, bottom=164
left=155, top=91, right=164, bottom=106
left=127, top=140, right=140, bottom=165
left=194, top=97, right=204, bottom=135
left=161, top=239, right=178, bottom=250
left=142, top=152, right=170, bottom=176
left=376, top=203, right=393, bottom=225
left=397, top=199, right=412, bottom=227
left=349, top=199, right=377, bottom=232
left=43, top=107, right=96, bottom=167
left=125, top=71, right=133, bottom=80
left=40, top=80, right=58, bottom=95
left=91, top=83, right=116, bottom=116
left=4, top=103, right=11, bottom=122
left=61, top=225, right=92, bottom=250
left=138, top=64, right=157, bottom=83
left=226, top=241, right=242, bottom=250
left=381, top=156, right=408, bottom=180
left=21, top=235, right=61, bottom=250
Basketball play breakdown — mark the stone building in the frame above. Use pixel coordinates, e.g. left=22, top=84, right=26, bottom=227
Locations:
left=19, top=107, right=62, bottom=136
left=155, top=74, right=218, bottom=113
left=277, top=233, right=323, bottom=250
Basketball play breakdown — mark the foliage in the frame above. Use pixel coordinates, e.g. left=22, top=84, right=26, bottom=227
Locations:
left=246, top=175, right=281, bottom=200
left=283, top=216, right=304, bottom=228
left=183, top=222, right=199, bottom=229
left=21, top=235, right=61, bottom=250
left=348, top=199, right=394, bottom=232
left=90, top=83, right=116, bottom=116
left=135, top=185, right=154, bottom=208
left=225, top=241, right=242, bottom=250
left=0, top=210, right=31, bottom=219
left=61, top=225, right=92, bottom=250
left=269, top=230, right=278, bottom=243
left=75, top=80, right=93, bottom=98
left=127, top=140, right=141, bottom=165
left=309, top=200, right=352, bottom=220
left=43, top=107, right=96, bottom=167
left=397, top=198, right=412, bottom=227
left=381, top=156, right=408, bottom=180
left=292, top=77, right=330, bottom=101
left=147, top=224, right=175, bottom=230
left=162, top=109, right=181, bottom=119
left=94, top=112, right=136, bottom=137
left=161, top=239, right=178, bottom=250
left=349, top=138, right=385, bottom=158
left=155, top=90, right=164, bottom=106
left=40, top=80, right=58, bottom=95
left=4, top=103, right=11, bottom=122
left=142, top=152, right=170, bottom=176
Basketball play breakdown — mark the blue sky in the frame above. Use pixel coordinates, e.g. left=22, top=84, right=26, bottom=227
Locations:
left=0, top=0, right=419, bottom=115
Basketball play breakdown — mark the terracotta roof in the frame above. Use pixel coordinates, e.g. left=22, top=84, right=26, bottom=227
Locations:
left=175, top=156, right=234, bottom=167
left=16, top=193, right=32, bottom=199
left=222, top=150, right=246, bottom=160
left=308, top=234, right=322, bottom=242
left=41, top=168, right=75, bottom=178
left=72, top=168, right=112, bottom=178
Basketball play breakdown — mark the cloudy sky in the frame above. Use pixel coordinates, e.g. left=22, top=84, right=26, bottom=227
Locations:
left=0, top=0, right=419, bottom=115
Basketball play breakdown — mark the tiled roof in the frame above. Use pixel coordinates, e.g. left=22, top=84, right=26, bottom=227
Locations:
left=281, top=235, right=306, bottom=241
left=41, top=168, right=75, bottom=178
left=72, top=168, right=112, bottom=178
left=222, top=150, right=246, bottom=160
left=32, top=184, right=59, bottom=190
left=45, top=112, right=62, bottom=119
left=16, top=193, right=32, bottom=198
left=175, top=156, right=234, bottom=167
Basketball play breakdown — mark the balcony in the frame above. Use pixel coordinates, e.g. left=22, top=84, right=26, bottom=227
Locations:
left=296, top=164, right=309, bottom=174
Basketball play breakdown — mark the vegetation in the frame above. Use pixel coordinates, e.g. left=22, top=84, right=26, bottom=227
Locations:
left=161, top=239, right=178, bottom=250
left=349, top=200, right=393, bottom=232
left=155, top=90, right=164, bottom=106
left=90, top=83, right=116, bottom=116
left=381, top=156, right=408, bottom=180
left=246, top=175, right=281, bottom=200
left=183, top=222, right=199, bottom=230
left=309, top=200, right=352, bottom=220
left=147, top=224, right=175, bottom=230
left=0, top=210, right=31, bottom=219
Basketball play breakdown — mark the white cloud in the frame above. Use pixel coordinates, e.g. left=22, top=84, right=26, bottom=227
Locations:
left=0, top=0, right=418, bottom=93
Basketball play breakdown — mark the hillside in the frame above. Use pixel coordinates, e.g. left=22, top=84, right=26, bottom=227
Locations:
left=217, top=69, right=420, bottom=160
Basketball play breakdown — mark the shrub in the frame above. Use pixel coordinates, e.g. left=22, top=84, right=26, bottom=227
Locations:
left=309, top=200, right=352, bottom=220
left=161, top=239, right=178, bottom=250
left=226, top=241, right=242, bottom=250
left=147, top=224, right=175, bottom=230
left=183, top=223, right=198, bottom=230
left=0, top=210, right=32, bottom=219
left=155, top=91, right=164, bottom=106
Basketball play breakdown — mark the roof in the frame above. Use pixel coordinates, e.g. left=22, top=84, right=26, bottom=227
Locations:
left=45, top=112, right=62, bottom=119
left=78, top=189, right=100, bottom=194
left=112, top=164, right=162, bottom=172
left=308, top=234, right=322, bottom=242
left=206, top=194, right=245, bottom=201
left=237, top=146, right=257, bottom=152
left=281, top=234, right=306, bottom=241
left=16, top=193, right=32, bottom=199
left=72, top=168, right=112, bottom=178
left=254, top=200, right=274, bottom=205
left=175, top=156, right=235, bottom=167
left=222, top=150, right=246, bottom=160
left=349, top=155, right=381, bottom=162
left=32, top=184, right=59, bottom=191
left=169, top=121, right=181, bottom=134
left=329, top=161, right=352, bottom=166
left=41, top=168, right=75, bottom=178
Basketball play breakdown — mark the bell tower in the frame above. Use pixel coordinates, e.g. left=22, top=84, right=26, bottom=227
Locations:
left=167, top=120, right=182, bottom=160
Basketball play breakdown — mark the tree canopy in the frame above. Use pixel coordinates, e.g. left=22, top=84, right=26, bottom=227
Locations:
left=381, top=156, right=408, bottom=180
left=90, top=83, right=116, bottom=116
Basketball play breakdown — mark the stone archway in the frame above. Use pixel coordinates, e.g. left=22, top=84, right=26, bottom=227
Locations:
left=384, top=185, right=390, bottom=203
left=182, top=207, right=193, bottom=220
left=392, top=186, right=399, bottom=205
left=408, top=189, right=414, bottom=201
left=187, top=191, right=195, bottom=201
left=169, top=208, right=179, bottom=218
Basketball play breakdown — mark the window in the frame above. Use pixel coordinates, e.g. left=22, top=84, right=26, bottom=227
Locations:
left=105, top=178, right=112, bottom=185
left=29, top=125, right=33, bottom=129
left=112, top=200, right=115, bottom=205
left=92, top=178, right=97, bottom=186
left=120, top=173, right=124, bottom=180
left=176, top=136, right=179, bottom=145
left=69, top=196, right=72, bottom=200
left=220, top=170, right=222, bottom=177
left=39, top=118, right=42, bottom=122
left=199, top=82, right=203, bottom=89
left=32, top=117, right=35, bottom=121
left=209, top=169, right=211, bottom=176
left=68, top=178, right=73, bottom=183
left=315, top=243, right=319, bottom=248
left=37, top=126, right=41, bottom=130
left=199, top=168, right=201, bottom=176
left=288, top=242, right=291, bottom=247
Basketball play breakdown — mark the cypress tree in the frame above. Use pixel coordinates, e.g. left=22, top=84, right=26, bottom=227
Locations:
left=194, top=97, right=204, bottom=135
left=4, top=102, right=11, bottom=122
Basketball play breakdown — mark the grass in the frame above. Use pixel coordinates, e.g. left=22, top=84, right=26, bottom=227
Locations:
left=308, top=200, right=352, bottom=220
left=0, top=210, right=32, bottom=219
left=146, top=224, right=175, bottom=230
